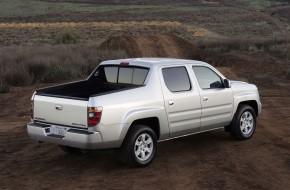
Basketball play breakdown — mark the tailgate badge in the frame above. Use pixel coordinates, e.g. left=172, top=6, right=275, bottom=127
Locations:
left=55, top=105, right=63, bottom=110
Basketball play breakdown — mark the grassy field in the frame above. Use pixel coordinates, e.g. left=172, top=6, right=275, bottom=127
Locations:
left=0, top=0, right=165, bottom=18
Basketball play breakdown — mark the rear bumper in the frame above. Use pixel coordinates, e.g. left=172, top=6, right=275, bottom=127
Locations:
left=27, top=122, right=103, bottom=149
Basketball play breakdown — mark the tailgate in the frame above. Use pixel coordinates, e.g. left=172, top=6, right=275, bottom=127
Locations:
left=33, top=95, right=88, bottom=128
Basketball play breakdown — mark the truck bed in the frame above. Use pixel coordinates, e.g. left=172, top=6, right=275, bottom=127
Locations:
left=36, top=80, right=139, bottom=100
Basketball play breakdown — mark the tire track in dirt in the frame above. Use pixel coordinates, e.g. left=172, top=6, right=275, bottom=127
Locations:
left=259, top=88, right=290, bottom=144
left=99, top=34, right=196, bottom=58
left=256, top=11, right=290, bottom=36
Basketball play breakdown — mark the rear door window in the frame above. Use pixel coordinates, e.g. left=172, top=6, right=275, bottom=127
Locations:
left=162, top=67, right=191, bottom=92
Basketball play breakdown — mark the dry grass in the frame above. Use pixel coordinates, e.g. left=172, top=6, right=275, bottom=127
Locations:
left=197, top=37, right=290, bottom=55
left=0, top=43, right=126, bottom=93
left=0, top=21, right=209, bottom=46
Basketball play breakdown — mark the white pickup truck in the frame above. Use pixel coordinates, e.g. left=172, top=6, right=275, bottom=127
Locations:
left=27, top=58, right=261, bottom=167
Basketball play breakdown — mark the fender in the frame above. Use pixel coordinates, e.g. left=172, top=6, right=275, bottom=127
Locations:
left=233, top=92, right=260, bottom=119
left=119, top=106, right=169, bottom=141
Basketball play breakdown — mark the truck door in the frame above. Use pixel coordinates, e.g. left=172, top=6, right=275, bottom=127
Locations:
left=159, top=65, right=202, bottom=137
left=192, top=66, right=233, bottom=131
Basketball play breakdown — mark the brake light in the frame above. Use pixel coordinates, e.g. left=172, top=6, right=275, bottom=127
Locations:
left=120, top=62, right=129, bottom=65
left=88, top=107, right=102, bottom=127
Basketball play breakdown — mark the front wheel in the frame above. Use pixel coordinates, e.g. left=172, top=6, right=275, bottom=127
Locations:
left=120, top=125, right=157, bottom=167
left=231, top=105, right=257, bottom=140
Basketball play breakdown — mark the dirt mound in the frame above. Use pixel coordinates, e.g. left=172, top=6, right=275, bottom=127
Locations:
left=99, top=34, right=196, bottom=58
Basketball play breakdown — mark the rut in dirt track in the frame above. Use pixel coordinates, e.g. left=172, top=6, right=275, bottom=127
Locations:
left=99, top=34, right=196, bottom=58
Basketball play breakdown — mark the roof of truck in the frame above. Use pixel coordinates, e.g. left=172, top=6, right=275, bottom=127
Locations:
left=100, top=58, right=210, bottom=68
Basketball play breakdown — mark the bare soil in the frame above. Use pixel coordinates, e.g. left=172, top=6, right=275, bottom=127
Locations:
left=1, top=62, right=290, bottom=189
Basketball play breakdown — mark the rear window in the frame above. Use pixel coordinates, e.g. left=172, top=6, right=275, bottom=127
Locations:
left=92, top=65, right=149, bottom=85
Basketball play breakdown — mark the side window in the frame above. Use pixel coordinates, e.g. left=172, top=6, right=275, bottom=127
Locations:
left=162, top=67, right=191, bottom=92
left=192, top=66, right=224, bottom=89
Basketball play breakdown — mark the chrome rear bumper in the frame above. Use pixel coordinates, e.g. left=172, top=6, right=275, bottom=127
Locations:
left=27, top=122, right=103, bottom=149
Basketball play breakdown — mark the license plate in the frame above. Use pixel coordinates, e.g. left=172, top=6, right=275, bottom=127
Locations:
left=51, top=126, right=67, bottom=136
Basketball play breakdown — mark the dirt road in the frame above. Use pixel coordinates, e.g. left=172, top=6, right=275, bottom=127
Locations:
left=99, top=34, right=196, bottom=58
left=1, top=68, right=290, bottom=190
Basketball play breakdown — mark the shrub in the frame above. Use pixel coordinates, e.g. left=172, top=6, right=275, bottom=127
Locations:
left=0, top=78, right=9, bottom=93
left=55, top=30, right=79, bottom=44
left=0, top=84, right=9, bottom=93
left=27, top=62, right=50, bottom=83
left=4, top=69, right=33, bottom=87
left=286, top=69, right=290, bottom=79
left=44, top=64, right=81, bottom=83
left=0, top=43, right=127, bottom=93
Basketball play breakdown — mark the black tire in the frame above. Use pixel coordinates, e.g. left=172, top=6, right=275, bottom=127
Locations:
left=59, top=145, right=85, bottom=154
left=230, top=104, right=257, bottom=140
left=119, top=125, right=157, bottom=168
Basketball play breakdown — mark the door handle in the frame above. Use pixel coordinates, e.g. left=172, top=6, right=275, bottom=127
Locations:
left=55, top=105, right=63, bottom=110
left=168, top=101, right=174, bottom=106
left=203, top=97, right=208, bottom=101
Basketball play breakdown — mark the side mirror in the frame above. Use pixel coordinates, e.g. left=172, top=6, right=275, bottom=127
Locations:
left=224, top=79, right=231, bottom=88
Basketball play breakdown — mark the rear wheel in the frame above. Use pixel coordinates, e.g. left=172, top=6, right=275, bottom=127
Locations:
left=120, top=125, right=157, bottom=167
left=230, top=104, right=257, bottom=140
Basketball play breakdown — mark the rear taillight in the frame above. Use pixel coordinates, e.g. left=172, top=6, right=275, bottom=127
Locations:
left=88, top=107, right=102, bottom=127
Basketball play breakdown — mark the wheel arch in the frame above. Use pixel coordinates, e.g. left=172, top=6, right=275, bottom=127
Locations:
left=233, top=91, right=260, bottom=118
left=237, top=100, right=258, bottom=116
left=128, top=117, right=160, bottom=140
